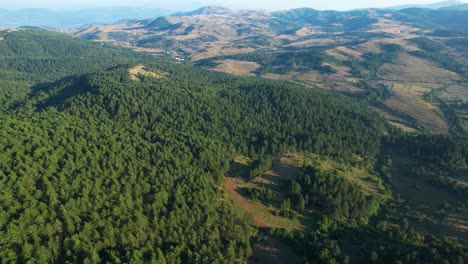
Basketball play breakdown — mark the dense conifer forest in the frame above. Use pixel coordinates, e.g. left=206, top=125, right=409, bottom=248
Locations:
left=0, top=29, right=466, bottom=263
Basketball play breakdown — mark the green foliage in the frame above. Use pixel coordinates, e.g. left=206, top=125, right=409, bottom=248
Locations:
left=0, top=30, right=146, bottom=82
left=247, top=187, right=277, bottom=204
left=294, top=166, right=380, bottom=223
left=0, top=30, right=386, bottom=263
left=384, top=134, right=468, bottom=168
left=249, top=156, right=273, bottom=179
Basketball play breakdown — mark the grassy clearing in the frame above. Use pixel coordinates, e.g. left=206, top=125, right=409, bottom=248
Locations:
left=383, top=82, right=448, bottom=133
left=377, top=53, right=459, bottom=83
left=223, top=156, right=310, bottom=232
left=279, top=153, right=389, bottom=198
left=211, top=59, right=261, bottom=76
left=249, top=235, right=301, bottom=264
left=261, top=71, right=363, bottom=93
left=128, top=65, right=167, bottom=81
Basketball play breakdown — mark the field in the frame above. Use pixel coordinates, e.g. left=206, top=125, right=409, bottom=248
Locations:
left=374, top=53, right=463, bottom=134
left=211, top=60, right=261, bottom=76
left=384, top=82, right=448, bottom=134
left=128, top=65, right=167, bottom=80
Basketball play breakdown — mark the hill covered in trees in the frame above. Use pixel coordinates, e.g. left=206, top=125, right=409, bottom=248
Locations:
left=0, top=29, right=388, bottom=263
left=0, top=29, right=467, bottom=263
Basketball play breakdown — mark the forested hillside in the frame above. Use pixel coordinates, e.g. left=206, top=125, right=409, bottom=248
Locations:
left=0, top=30, right=387, bottom=263
left=1, top=29, right=467, bottom=263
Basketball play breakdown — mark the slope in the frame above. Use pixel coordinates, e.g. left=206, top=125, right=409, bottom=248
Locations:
left=72, top=7, right=468, bottom=135
left=0, top=30, right=386, bottom=263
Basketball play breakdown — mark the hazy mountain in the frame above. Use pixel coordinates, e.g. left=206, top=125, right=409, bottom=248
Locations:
left=173, top=6, right=233, bottom=16
left=0, top=7, right=175, bottom=28
left=439, top=3, right=468, bottom=9
left=386, top=0, right=464, bottom=10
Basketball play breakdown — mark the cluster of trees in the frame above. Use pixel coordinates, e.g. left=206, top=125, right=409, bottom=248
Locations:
left=247, top=187, right=277, bottom=205
left=0, top=30, right=145, bottom=82
left=289, top=166, right=380, bottom=224
left=0, top=113, right=253, bottom=263
left=269, top=206, right=468, bottom=264
left=385, top=134, right=468, bottom=168
left=249, top=156, right=273, bottom=179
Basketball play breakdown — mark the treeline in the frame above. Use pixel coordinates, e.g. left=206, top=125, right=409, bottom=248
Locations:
left=0, top=30, right=146, bottom=82
left=384, top=134, right=468, bottom=168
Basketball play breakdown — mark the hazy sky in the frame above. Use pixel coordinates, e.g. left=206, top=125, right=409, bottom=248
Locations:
left=1, top=0, right=466, bottom=11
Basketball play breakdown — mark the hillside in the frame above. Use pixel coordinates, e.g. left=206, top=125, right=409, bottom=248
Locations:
left=72, top=7, right=468, bottom=135
left=0, top=29, right=382, bottom=263
left=0, top=28, right=467, bottom=263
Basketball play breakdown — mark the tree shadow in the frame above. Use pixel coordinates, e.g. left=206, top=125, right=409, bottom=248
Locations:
left=226, top=161, right=251, bottom=180
left=30, top=76, right=93, bottom=111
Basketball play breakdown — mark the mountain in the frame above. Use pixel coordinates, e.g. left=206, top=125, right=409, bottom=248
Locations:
left=0, top=7, right=174, bottom=28
left=72, top=6, right=468, bottom=135
left=439, top=3, right=468, bottom=9
left=174, top=6, right=233, bottom=16
left=386, top=0, right=464, bottom=10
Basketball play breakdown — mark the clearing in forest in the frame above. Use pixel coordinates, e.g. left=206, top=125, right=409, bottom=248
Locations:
left=128, top=65, right=167, bottom=81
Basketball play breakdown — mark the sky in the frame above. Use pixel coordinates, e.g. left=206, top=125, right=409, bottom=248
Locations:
left=1, top=0, right=466, bottom=11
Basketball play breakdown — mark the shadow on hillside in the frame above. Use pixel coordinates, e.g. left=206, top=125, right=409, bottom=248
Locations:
left=32, top=76, right=93, bottom=111
left=226, top=161, right=251, bottom=180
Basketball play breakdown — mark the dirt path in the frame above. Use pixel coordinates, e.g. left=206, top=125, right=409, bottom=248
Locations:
left=222, top=178, right=269, bottom=227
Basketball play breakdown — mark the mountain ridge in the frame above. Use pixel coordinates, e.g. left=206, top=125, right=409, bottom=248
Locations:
left=0, top=7, right=175, bottom=28
left=385, top=0, right=465, bottom=10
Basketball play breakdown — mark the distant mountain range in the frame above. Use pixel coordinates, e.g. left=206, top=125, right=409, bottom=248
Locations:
left=0, top=7, right=175, bottom=28
left=386, top=0, right=466, bottom=10
left=73, top=5, right=468, bottom=60
left=1, top=1, right=468, bottom=29
left=439, top=3, right=468, bottom=9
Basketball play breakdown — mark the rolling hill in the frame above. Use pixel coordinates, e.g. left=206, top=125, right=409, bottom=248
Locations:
left=0, top=27, right=467, bottom=263
left=385, top=0, right=465, bottom=10
left=72, top=6, right=468, bottom=135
